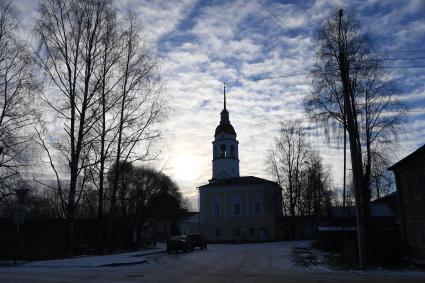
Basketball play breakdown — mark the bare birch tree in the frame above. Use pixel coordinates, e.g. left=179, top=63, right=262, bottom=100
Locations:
left=304, top=9, right=406, bottom=268
left=267, top=121, right=333, bottom=217
left=89, top=7, right=121, bottom=252
left=267, top=121, right=310, bottom=218
left=267, top=121, right=334, bottom=237
left=34, top=0, right=114, bottom=255
left=105, top=13, right=164, bottom=251
left=0, top=1, right=40, bottom=204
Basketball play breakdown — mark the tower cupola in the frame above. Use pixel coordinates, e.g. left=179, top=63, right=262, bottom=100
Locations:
left=211, top=85, right=239, bottom=181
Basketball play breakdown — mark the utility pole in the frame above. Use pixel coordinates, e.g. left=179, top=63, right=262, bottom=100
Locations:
left=337, top=9, right=367, bottom=269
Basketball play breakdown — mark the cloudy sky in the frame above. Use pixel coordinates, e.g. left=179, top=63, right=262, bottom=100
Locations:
left=16, top=0, right=425, bottom=209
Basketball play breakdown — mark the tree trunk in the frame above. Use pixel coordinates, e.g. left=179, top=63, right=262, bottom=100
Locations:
left=338, top=9, right=367, bottom=269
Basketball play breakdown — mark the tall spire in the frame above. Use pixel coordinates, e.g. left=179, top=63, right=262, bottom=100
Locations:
left=220, top=83, right=229, bottom=124
left=223, top=83, right=226, bottom=110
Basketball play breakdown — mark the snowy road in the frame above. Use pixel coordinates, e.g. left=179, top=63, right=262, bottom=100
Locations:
left=1, top=241, right=424, bottom=282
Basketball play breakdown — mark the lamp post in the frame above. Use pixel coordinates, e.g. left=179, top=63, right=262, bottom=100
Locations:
left=13, top=188, right=29, bottom=264
left=196, top=187, right=201, bottom=235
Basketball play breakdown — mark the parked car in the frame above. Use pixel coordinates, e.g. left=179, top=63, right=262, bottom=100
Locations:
left=167, top=235, right=193, bottom=253
left=187, top=233, right=207, bottom=250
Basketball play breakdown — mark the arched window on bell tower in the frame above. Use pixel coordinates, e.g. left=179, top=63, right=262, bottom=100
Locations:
left=220, top=144, right=226, bottom=158
left=230, top=145, right=235, bottom=158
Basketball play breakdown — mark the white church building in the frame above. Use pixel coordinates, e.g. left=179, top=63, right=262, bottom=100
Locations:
left=199, top=87, right=283, bottom=242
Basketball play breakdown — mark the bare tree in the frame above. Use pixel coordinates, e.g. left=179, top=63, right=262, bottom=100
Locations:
left=105, top=13, right=164, bottom=250
left=89, top=7, right=121, bottom=252
left=34, top=0, right=114, bottom=255
left=369, top=151, right=394, bottom=199
left=300, top=151, right=333, bottom=217
left=267, top=121, right=310, bottom=218
left=304, top=9, right=406, bottom=268
left=267, top=121, right=334, bottom=238
left=0, top=1, right=40, bottom=204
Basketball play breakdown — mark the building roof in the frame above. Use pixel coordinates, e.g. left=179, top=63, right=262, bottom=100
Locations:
left=199, top=176, right=279, bottom=188
left=371, top=191, right=397, bottom=204
left=214, top=122, right=236, bottom=136
left=214, top=86, right=237, bottom=137
left=388, top=144, right=425, bottom=171
left=329, top=192, right=398, bottom=218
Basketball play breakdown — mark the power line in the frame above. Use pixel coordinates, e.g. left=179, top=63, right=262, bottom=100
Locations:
left=241, top=65, right=425, bottom=82
left=369, top=50, right=425, bottom=54
left=247, top=72, right=310, bottom=81
left=254, top=0, right=288, bottom=30
left=253, top=0, right=425, bottom=58
left=163, top=110, right=425, bottom=138
left=377, top=57, right=425, bottom=61
left=382, top=66, right=425, bottom=69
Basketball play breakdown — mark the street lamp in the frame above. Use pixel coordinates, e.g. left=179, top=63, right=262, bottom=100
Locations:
left=13, top=188, right=29, bottom=264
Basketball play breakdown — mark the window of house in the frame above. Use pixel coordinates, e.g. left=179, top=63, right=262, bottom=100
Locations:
left=413, top=172, right=420, bottom=200
left=215, top=228, right=221, bottom=236
left=420, top=222, right=425, bottom=246
left=408, top=222, right=416, bottom=246
left=402, top=177, right=409, bottom=202
left=408, top=177, right=415, bottom=201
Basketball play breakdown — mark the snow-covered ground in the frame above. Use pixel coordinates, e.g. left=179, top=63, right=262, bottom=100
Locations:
left=22, top=251, right=147, bottom=267
left=2, top=244, right=165, bottom=268
left=0, top=241, right=424, bottom=282
left=292, top=242, right=425, bottom=277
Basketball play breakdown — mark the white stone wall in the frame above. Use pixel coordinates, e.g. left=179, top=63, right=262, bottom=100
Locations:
left=199, top=183, right=283, bottom=242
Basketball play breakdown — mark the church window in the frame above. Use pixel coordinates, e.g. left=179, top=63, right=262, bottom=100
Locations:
left=233, top=196, right=241, bottom=216
left=255, top=196, right=262, bottom=215
left=215, top=228, right=221, bottom=236
left=220, top=144, right=226, bottom=158
left=234, top=203, right=240, bottom=216
left=213, top=203, right=220, bottom=216
left=230, top=145, right=235, bottom=158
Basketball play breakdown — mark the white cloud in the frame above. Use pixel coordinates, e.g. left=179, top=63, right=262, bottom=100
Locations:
left=10, top=0, right=425, bottom=206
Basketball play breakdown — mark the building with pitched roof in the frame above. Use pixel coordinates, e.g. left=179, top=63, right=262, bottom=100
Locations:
left=198, top=87, right=283, bottom=242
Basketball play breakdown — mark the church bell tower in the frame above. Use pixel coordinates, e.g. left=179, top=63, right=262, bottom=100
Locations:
left=211, top=85, right=239, bottom=181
